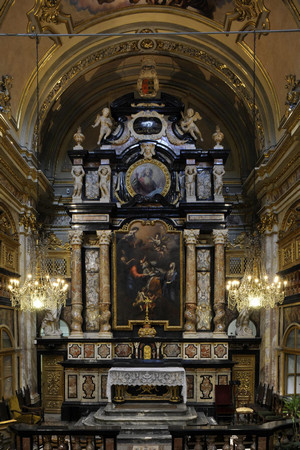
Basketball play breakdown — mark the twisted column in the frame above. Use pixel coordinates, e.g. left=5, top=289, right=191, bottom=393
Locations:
left=183, top=229, right=199, bottom=335
left=69, top=230, right=84, bottom=337
left=212, top=229, right=228, bottom=334
left=97, top=230, right=112, bottom=337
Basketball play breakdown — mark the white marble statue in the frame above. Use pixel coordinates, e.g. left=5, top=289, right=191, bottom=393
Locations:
left=213, top=164, right=225, bottom=200
left=41, top=306, right=62, bottom=337
left=185, top=165, right=197, bottom=201
left=236, top=308, right=254, bottom=337
left=180, top=108, right=203, bottom=142
left=73, top=126, right=85, bottom=149
left=98, top=165, right=111, bottom=202
left=92, top=107, right=112, bottom=145
left=212, top=125, right=224, bottom=149
left=71, top=165, right=85, bottom=199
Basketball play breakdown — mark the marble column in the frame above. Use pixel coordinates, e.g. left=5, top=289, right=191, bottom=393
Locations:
left=260, top=223, right=279, bottom=388
left=97, top=230, right=112, bottom=337
left=69, top=230, right=84, bottom=337
left=212, top=229, right=228, bottom=334
left=183, top=229, right=199, bottom=336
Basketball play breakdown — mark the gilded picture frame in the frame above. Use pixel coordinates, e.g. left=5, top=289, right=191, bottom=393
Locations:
left=125, top=159, right=171, bottom=198
left=113, top=220, right=183, bottom=330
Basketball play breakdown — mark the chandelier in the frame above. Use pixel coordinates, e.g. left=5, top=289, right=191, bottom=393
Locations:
left=227, top=233, right=287, bottom=311
left=8, top=36, right=68, bottom=312
left=9, top=236, right=68, bottom=312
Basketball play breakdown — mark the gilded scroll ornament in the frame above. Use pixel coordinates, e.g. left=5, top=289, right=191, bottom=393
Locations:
left=27, top=0, right=73, bottom=41
left=224, top=0, right=270, bottom=42
left=19, top=213, right=38, bottom=232
left=258, top=212, right=278, bottom=233
left=0, top=75, right=12, bottom=117
left=285, top=74, right=300, bottom=117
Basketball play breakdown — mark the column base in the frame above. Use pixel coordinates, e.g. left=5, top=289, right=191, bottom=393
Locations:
left=182, top=332, right=199, bottom=339
left=98, top=331, right=113, bottom=338
left=69, top=332, right=84, bottom=338
left=213, top=331, right=227, bottom=338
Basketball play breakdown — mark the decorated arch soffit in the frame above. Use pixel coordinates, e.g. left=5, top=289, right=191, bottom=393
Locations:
left=18, top=6, right=280, bottom=160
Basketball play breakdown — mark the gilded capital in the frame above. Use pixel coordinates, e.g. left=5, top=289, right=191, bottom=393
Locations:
left=184, top=229, right=199, bottom=245
left=212, top=229, right=228, bottom=245
left=97, top=230, right=112, bottom=246
left=69, top=230, right=83, bottom=246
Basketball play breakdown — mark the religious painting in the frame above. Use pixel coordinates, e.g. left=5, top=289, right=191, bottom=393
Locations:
left=125, top=160, right=170, bottom=198
left=113, top=220, right=183, bottom=330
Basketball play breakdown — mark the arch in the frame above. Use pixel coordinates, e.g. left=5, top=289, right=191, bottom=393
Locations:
left=16, top=10, right=279, bottom=175
left=0, top=325, right=15, bottom=399
left=0, top=202, right=18, bottom=237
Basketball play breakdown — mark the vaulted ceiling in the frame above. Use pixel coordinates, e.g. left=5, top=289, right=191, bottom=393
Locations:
left=0, top=1, right=299, bottom=199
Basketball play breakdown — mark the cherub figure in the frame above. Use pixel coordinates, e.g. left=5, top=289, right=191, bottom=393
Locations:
left=71, top=165, right=85, bottom=198
left=98, top=165, right=111, bottom=202
left=92, top=107, right=112, bottom=145
left=180, top=108, right=203, bottom=141
left=140, top=142, right=156, bottom=159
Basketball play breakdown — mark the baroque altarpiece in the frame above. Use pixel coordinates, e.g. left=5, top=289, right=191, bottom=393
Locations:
left=37, top=63, right=260, bottom=419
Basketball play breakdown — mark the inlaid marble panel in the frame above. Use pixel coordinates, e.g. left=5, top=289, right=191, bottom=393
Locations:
left=161, top=343, right=182, bottom=358
left=97, top=343, right=112, bottom=359
left=114, top=343, right=133, bottom=358
left=197, top=170, right=211, bottom=200
left=68, top=343, right=83, bottom=359
left=85, top=249, right=100, bottom=331
left=196, top=249, right=211, bottom=271
left=84, top=343, right=96, bottom=359
left=85, top=171, right=99, bottom=199
left=196, top=271, right=212, bottom=330
left=200, top=344, right=211, bottom=359
left=80, top=373, right=99, bottom=402
left=213, top=343, right=228, bottom=359
left=186, top=371, right=196, bottom=401
left=183, top=343, right=199, bottom=359
left=67, top=374, right=78, bottom=399
left=198, top=374, right=214, bottom=401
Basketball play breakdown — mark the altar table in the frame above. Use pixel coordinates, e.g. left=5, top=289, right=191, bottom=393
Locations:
left=107, top=366, right=187, bottom=403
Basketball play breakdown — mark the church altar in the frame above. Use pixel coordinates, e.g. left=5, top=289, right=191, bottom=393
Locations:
left=107, top=366, right=187, bottom=403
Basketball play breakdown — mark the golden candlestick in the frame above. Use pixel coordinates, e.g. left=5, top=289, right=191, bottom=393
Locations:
left=138, top=294, right=157, bottom=337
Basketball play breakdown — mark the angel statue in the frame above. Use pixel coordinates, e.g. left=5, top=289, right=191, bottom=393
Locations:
left=180, top=108, right=203, bottom=141
left=92, top=107, right=112, bottom=145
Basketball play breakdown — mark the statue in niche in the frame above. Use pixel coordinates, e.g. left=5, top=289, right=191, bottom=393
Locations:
left=92, top=107, right=112, bottom=145
left=185, top=165, right=197, bottom=200
left=180, top=108, right=203, bottom=141
left=41, top=306, right=62, bottom=337
left=98, top=165, right=111, bottom=202
left=73, top=126, right=85, bottom=149
left=140, top=142, right=156, bottom=159
left=71, top=165, right=85, bottom=198
left=212, top=125, right=224, bottom=149
left=213, top=164, right=225, bottom=199
left=235, top=308, right=253, bottom=337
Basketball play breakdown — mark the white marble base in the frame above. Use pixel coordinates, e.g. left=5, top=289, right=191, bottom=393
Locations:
left=98, top=331, right=113, bottom=338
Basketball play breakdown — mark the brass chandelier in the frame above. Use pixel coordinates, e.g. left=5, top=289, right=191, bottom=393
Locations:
left=227, top=32, right=286, bottom=311
left=227, top=234, right=287, bottom=311
left=9, top=237, right=68, bottom=312
left=8, top=35, right=68, bottom=312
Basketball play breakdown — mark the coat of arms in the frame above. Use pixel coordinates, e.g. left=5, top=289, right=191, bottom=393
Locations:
left=137, top=57, right=159, bottom=98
